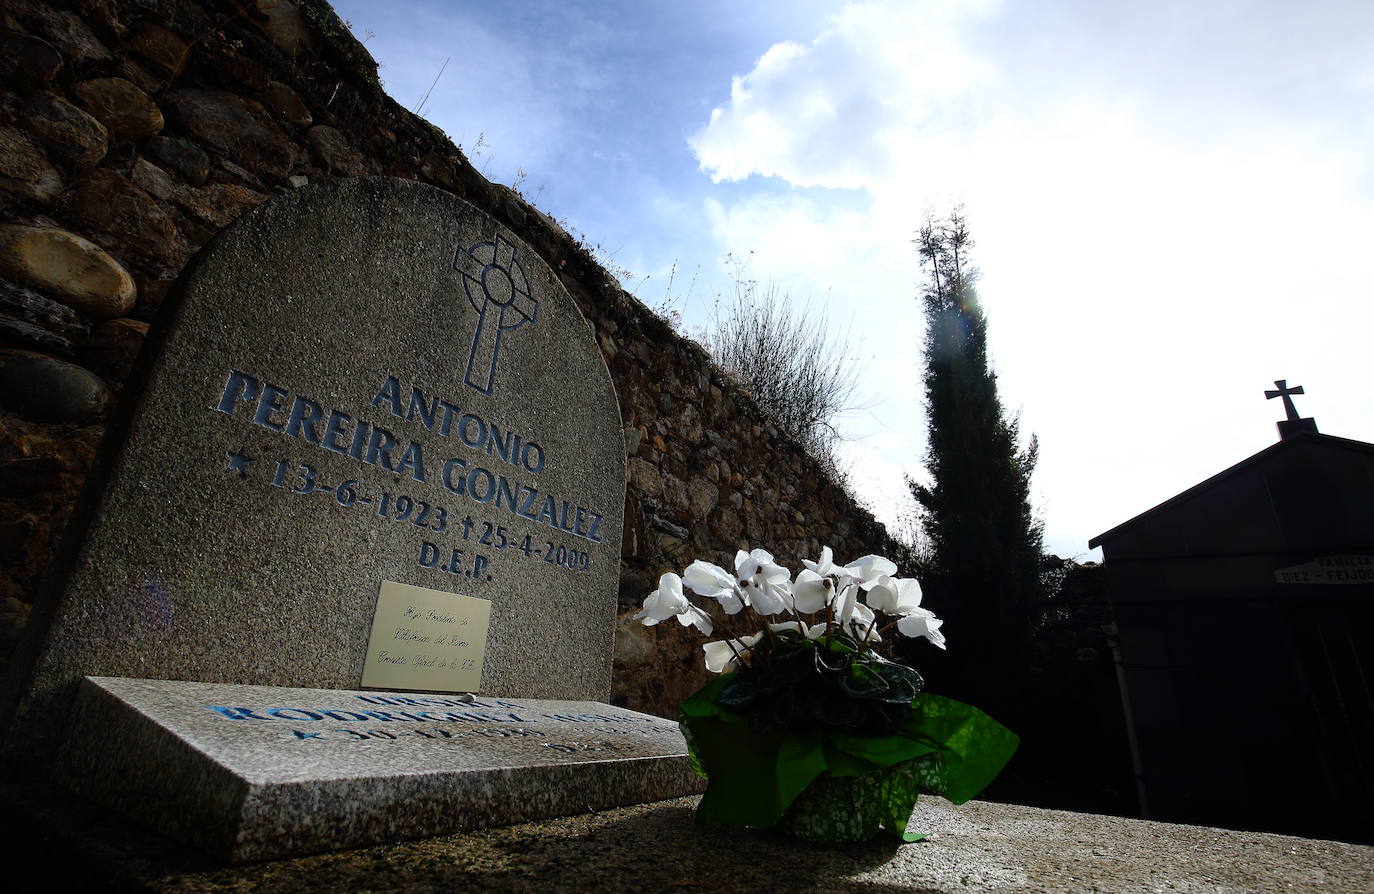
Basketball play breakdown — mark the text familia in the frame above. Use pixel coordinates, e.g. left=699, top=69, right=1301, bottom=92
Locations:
left=214, top=370, right=605, bottom=543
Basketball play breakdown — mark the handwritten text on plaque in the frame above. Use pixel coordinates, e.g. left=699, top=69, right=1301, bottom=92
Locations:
left=362, top=581, right=491, bottom=693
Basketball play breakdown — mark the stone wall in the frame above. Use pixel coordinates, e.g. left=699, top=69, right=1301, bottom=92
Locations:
left=0, top=0, right=898, bottom=716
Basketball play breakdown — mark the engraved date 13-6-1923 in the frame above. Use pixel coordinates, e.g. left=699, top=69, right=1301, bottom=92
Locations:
left=223, top=451, right=591, bottom=583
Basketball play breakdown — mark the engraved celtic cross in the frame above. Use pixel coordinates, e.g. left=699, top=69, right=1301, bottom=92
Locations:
left=454, top=234, right=539, bottom=396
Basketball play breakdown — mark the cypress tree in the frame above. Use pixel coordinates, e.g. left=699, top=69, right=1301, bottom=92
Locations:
left=907, top=209, right=1044, bottom=712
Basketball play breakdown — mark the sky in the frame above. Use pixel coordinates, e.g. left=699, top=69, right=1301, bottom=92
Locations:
left=332, top=0, right=1374, bottom=560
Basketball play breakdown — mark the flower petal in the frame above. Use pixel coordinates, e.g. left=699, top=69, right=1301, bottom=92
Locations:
left=834, top=581, right=860, bottom=623
left=793, top=569, right=832, bottom=613
left=802, top=545, right=835, bottom=577
left=633, top=572, right=689, bottom=625
left=844, top=554, right=898, bottom=584
left=676, top=604, right=714, bottom=636
left=683, top=559, right=733, bottom=594
left=897, top=607, right=946, bottom=648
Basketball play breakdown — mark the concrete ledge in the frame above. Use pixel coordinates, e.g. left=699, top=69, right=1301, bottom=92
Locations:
left=3, top=781, right=1369, bottom=893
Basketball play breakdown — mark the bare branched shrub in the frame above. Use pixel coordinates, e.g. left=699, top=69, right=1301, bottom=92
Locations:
left=706, top=269, right=868, bottom=467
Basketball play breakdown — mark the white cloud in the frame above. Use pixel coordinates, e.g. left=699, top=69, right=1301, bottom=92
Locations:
left=690, top=0, right=1374, bottom=559
left=690, top=0, right=997, bottom=189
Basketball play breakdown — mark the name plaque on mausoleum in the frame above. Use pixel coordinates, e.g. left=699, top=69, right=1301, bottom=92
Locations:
left=1274, top=555, right=1374, bottom=585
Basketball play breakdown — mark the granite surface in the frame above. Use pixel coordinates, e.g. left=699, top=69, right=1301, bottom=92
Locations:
left=3, top=780, right=1370, bottom=893
left=2, top=177, right=626, bottom=770
left=53, top=676, right=702, bottom=862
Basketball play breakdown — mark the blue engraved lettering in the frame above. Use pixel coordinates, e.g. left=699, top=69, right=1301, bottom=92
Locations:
left=517, top=486, right=540, bottom=519
left=361, top=711, right=403, bottom=722
left=458, top=414, right=487, bottom=449
left=467, top=467, right=496, bottom=503
left=320, top=710, right=371, bottom=721
left=407, top=388, right=439, bottom=431
left=350, top=420, right=373, bottom=461
left=521, top=441, right=546, bottom=474
left=472, top=554, right=490, bottom=578
left=268, top=708, right=324, bottom=721
left=215, top=370, right=260, bottom=414
left=365, top=426, right=398, bottom=469
left=585, top=512, right=604, bottom=543
left=284, top=395, right=323, bottom=445
left=485, top=424, right=512, bottom=462
left=206, top=705, right=271, bottom=720
left=495, top=476, right=519, bottom=513
left=371, top=376, right=403, bottom=415
left=441, top=458, right=468, bottom=494
left=253, top=383, right=289, bottom=432
left=322, top=410, right=352, bottom=454
left=559, top=500, right=575, bottom=532
left=418, top=542, right=440, bottom=567
left=438, top=400, right=462, bottom=438
left=575, top=506, right=589, bottom=537
left=536, top=496, right=558, bottom=527
left=395, top=441, right=427, bottom=482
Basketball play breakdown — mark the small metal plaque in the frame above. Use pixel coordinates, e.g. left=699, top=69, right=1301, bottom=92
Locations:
left=362, top=580, right=492, bottom=692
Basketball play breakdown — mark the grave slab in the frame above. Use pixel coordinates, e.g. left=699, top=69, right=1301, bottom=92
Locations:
left=54, top=676, right=703, bottom=863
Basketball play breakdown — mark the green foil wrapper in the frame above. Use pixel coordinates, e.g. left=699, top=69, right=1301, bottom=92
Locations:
left=680, top=677, right=1019, bottom=842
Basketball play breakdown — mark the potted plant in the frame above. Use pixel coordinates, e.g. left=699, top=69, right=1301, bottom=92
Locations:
left=635, top=546, right=1017, bottom=842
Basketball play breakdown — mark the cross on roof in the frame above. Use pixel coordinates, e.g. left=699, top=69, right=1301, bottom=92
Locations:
left=1264, top=379, right=1318, bottom=439
left=1264, top=379, right=1304, bottom=422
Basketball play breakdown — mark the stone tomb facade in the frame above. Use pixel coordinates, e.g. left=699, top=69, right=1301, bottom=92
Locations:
left=1, top=177, right=702, bottom=858
left=1091, top=428, right=1374, bottom=843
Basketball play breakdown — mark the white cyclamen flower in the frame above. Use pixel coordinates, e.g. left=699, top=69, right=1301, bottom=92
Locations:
left=896, top=607, right=946, bottom=649
left=635, top=573, right=713, bottom=635
left=864, top=576, right=923, bottom=616
left=634, top=573, right=689, bottom=625
left=802, top=545, right=837, bottom=577
left=702, top=632, right=763, bottom=673
left=832, top=581, right=862, bottom=625
left=791, top=569, right=833, bottom=613
left=682, top=559, right=746, bottom=614
left=768, top=619, right=827, bottom=640
left=748, top=580, right=792, bottom=616
left=736, top=548, right=788, bottom=584
left=842, top=601, right=881, bottom=642
left=844, top=554, right=899, bottom=589
left=735, top=548, right=792, bottom=616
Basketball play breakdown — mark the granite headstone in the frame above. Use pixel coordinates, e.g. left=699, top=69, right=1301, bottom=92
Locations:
left=1, top=177, right=701, bottom=857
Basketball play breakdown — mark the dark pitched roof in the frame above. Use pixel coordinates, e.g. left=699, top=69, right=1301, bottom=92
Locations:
left=1089, top=432, right=1374, bottom=549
